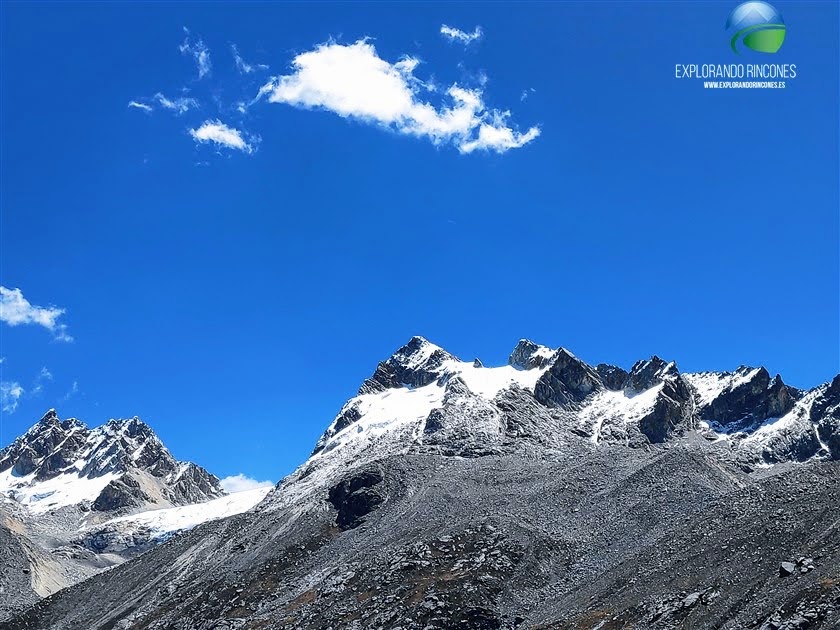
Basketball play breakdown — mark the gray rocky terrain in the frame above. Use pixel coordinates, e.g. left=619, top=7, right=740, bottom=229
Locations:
left=2, top=337, right=838, bottom=629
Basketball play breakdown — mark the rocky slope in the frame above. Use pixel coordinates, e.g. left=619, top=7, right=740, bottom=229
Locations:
left=3, top=337, right=839, bottom=629
left=0, top=412, right=268, bottom=620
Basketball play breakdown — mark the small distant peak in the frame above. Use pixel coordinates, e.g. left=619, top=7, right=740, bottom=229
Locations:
left=388, top=336, right=453, bottom=368
left=509, top=339, right=555, bottom=370
left=473, top=358, right=483, bottom=368
left=39, top=408, right=59, bottom=424
left=22, top=409, right=65, bottom=436
left=627, top=355, right=680, bottom=391
left=104, top=416, right=157, bottom=439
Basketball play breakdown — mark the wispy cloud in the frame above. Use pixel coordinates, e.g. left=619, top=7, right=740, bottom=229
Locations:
left=1, top=381, right=24, bottom=414
left=440, top=25, right=483, bottom=45
left=189, top=120, right=259, bottom=154
left=128, top=101, right=153, bottom=112
left=220, top=474, right=274, bottom=493
left=231, top=44, right=268, bottom=75
left=128, top=93, right=198, bottom=115
left=0, top=286, right=73, bottom=342
left=62, top=380, right=79, bottom=402
left=180, top=29, right=211, bottom=79
left=30, top=367, right=53, bottom=396
left=154, top=92, right=198, bottom=114
left=257, top=40, right=539, bottom=154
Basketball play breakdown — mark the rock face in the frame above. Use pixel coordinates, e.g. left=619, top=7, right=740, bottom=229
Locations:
left=4, top=337, right=840, bottom=630
left=696, top=367, right=797, bottom=429
left=327, top=470, right=384, bottom=530
left=534, top=348, right=603, bottom=406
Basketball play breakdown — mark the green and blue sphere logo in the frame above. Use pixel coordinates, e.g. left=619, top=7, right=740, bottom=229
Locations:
left=727, top=1, right=786, bottom=54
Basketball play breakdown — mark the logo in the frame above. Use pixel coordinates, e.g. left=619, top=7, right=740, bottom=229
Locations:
left=726, top=2, right=786, bottom=54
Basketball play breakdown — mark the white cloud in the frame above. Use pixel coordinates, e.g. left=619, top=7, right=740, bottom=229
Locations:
left=1, top=381, right=24, bottom=414
left=189, top=120, right=258, bottom=154
left=128, top=100, right=153, bottom=112
left=258, top=39, right=539, bottom=154
left=440, top=24, right=483, bottom=45
left=220, top=474, right=274, bottom=493
left=0, top=286, right=73, bottom=342
left=180, top=29, right=211, bottom=78
left=231, top=44, right=268, bottom=74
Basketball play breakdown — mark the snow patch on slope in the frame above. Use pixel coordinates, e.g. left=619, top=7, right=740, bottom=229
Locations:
left=684, top=368, right=762, bottom=407
left=322, top=358, right=548, bottom=454
left=0, top=468, right=119, bottom=515
left=99, top=487, right=271, bottom=541
left=579, top=384, right=664, bottom=444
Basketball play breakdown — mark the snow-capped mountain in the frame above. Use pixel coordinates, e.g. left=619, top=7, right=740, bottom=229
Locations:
left=266, top=336, right=838, bottom=515
left=5, top=337, right=840, bottom=629
left=0, top=409, right=223, bottom=514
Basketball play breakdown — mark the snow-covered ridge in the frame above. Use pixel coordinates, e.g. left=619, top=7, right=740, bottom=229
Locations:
left=303, top=337, right=837, bottom=483
left=317, top=337, right=551, bottom=455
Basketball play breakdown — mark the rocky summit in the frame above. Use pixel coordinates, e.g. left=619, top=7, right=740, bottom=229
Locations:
left=2, top=336, right=839, bottom=629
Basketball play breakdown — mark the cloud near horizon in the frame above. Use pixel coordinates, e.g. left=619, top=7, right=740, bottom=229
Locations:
left=258, top=39, right=539, bottom=154
left=220, top=474, right=275, bottom=493
left=440, top=24, right=483, bottom=45
left=189, top=120, right=259, bottom=153
left=0, top=286, right=73, bottom=342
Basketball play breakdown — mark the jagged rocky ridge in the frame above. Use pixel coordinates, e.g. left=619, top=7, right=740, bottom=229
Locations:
left=4, top=337, right=840, bottom=630
left=0, top=410, right=224, bottom=513
left=312, top=337, right=836, bottom=467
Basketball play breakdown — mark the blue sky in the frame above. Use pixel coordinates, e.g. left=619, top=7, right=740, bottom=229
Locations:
left=1, top=1, right=837, bottom=484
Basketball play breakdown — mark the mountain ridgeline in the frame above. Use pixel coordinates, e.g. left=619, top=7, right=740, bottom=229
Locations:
left=3, top=336, right=839, bottom=630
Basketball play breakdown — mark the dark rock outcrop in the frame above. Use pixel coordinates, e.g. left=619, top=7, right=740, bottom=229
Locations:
left=596, top=363, right=630, bottom=391
left=327, top=470, right=385, bottom=529
left=508, top=339, right=554, bottom=370
left=626, top=356, right=679, bottom=392
left=637, top=376, right=693, bottom=443
left=700, top=367, right=796, bottom=429
left=534, top=349, right=602, bottom=407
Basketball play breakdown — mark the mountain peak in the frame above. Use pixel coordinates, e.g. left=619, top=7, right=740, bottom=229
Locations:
left=626, top=356, right=680, bottom=392
left=359, top=337, right=457, bottom=394
left=39, top=408, right=59, bottom=423
left=509, top=339, right=555, bottom=370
